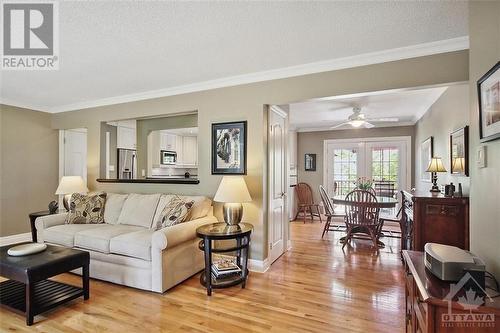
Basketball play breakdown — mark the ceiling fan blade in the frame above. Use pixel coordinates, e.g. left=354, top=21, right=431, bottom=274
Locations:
left=363, top=122, right=375, bottom=129
left=331, top=122, right=350, bottom=129
left=367, top=117, right=399, bottom=122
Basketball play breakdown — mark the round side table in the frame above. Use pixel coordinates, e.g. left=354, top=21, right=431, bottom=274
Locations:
left=196, top=222, right=253, bottom=296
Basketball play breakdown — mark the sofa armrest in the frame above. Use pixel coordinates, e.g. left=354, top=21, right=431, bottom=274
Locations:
left=152, top=215, right=218, bottom=251
left=35, top=213, right=67, bottom=230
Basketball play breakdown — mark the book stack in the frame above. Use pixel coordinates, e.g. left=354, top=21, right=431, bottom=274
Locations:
left=211, top=257, right=241, bottom=280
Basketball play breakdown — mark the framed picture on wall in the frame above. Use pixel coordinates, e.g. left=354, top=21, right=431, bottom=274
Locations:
left=477, top=61, right=500, bottom=142
left=450, top=126, right=469, bottom=176
left=211, top=121, right=247, bottom=175
left=420, top=136, right=433, bottom=182
left=305, top=153, right=316, bottom=171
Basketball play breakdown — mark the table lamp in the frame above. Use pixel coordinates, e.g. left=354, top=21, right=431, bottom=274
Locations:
left=213, top=176, right=252, bottom=225
left=55, top=176, right=89, bottom=211
left=426, top=157, right=447, bottom=193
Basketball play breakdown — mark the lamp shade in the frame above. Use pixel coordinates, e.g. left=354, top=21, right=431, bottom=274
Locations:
left=55, top=176, right=89, bottom=195
left=426, top=157, right=447, bottom=173
left=452, top=157, right=465, bottom=173
left=213, top=176, right=252, bottom=203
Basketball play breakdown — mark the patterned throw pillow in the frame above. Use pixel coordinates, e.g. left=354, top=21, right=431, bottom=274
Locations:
left=155, top=195, right=195, bottom=231
left=65, top=192, right=107, bottom=224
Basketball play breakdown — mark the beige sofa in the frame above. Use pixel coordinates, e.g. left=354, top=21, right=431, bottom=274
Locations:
left=35, top=193, right=217, bottom=293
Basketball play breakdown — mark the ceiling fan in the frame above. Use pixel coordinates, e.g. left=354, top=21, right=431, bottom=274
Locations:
left=331, top=107, right=399, bottom=129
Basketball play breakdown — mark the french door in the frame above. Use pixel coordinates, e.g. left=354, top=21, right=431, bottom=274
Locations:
left=325, top=137, right=410, bottom=197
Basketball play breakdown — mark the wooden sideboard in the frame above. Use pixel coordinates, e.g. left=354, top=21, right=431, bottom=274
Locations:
left=403, top=251, right=500, bottom=333
left=402, top=191, right=469, bottom=251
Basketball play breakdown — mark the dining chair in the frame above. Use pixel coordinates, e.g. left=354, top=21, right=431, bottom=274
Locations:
left=342, top=189, right=381, bottom=249
left=379, top=190, right=413, bottom=254
left=295, top=182, right=322, bottom=223
left=373, top=180, right=396, bottom=198
left=319, top=185, right=345, bottom=238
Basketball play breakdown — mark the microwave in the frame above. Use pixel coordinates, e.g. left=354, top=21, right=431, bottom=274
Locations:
left=160, top=150, right=177, bottom=165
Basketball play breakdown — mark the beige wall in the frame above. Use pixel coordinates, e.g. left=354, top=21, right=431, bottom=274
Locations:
left=414, top=84, right=470, bottom=193
left=0, top=105, right=59, bottom=237
left=136, top=113, right=197, bottom=177
left=297, top=126, right=415, bottom=202
left=50, top=51, right=468, bottom=261
left=468, top=2, right=500, bottom=279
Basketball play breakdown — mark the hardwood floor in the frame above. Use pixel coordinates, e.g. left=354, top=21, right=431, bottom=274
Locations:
left=0, top=221, right=405, bottom=332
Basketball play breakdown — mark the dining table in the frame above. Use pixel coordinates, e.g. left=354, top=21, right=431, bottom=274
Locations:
left=331, top=194, right=399, bottom=247
left=331, top=195, right=398, bottom=209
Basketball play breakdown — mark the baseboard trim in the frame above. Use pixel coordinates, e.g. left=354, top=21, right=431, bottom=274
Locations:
left=0, top=232, right=32, bottom=246
left=248, top=258, right=270, bottom=273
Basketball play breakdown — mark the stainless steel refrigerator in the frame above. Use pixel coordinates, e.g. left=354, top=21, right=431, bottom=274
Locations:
left=118, top=149, right=136, bottom=179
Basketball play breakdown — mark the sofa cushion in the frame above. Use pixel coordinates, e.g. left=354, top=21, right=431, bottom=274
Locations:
left=154, top=195, right=194, bottom=231
left=117, top=193, right=161, bottom=228
left=109, top=229, right=155, bottom=261
left=74, top=225, right=144, bottom=254
left=104, top=193, right=129, bottom=224
left=185, top=196, right=212, bottom=220
left=66, top=192, right=107, bottom=224
left=153, top=195, right=211, bottom=226
left=153, top=195, right=174, bottom=226
left=44, top=224, right=107, bottom=247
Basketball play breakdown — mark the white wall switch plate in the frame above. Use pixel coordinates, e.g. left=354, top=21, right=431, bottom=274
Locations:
left=142, top=169, right=146, bottom=177
left=477, top=145, right=486, bottom=168
left=109, top=165, right=115, bottom=172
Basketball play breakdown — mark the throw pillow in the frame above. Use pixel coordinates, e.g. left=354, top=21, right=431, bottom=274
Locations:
left=155, top=195, right=195, bottom=231
left=65, top=192, right=107, bottom=224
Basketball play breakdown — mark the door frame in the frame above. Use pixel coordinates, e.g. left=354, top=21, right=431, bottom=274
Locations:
left=323, top=136, right=412, bottom=194
left=267, top=105, right=290, bottom=265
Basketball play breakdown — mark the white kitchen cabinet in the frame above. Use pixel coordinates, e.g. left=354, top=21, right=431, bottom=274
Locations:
left=182, top=136, right=197, bottom=166
left=117, top=121, right=136, bottom=150
left=160, top=133, right=177, bottom=151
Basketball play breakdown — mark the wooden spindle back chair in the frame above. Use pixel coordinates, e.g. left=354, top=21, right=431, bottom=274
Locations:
left=319, top=185, right=345, bottom=238
left=295, top=183, right=322, bottom=223
left=343, top=189, right=381, bottom=249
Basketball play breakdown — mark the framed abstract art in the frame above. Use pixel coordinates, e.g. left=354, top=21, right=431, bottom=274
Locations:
left=211, top=121, right=247, bottom=175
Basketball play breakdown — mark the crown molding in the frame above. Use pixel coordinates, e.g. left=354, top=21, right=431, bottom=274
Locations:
left=0, top=98, right=51, bottom=113
left=3, top=36, right=469, bottom=113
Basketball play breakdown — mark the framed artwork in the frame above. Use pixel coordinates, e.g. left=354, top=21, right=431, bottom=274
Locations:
left=450, top=126, right=469, bottom=176
left=304, top=153, right=316, bottom=171
left=477, top=61, right=500, bottom=142
left=420, top=137, right=433, bottom=182
left=211, top=121, right=247, bottom=175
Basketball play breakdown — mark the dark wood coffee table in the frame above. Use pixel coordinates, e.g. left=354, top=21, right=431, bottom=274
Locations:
left=0, top=243, right=89, bottom=325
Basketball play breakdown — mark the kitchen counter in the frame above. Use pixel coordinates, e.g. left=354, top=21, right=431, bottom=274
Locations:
left=96, top=177, right=199, bottom=184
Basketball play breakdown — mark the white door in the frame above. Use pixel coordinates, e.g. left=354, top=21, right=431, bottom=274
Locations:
left=63, top=129, right=87, bottom=180
left=365, top=141, right=408, bottom=193
left=325, top=137, right=411, bottom=197
left=268, top=106, right=287, bottom=264
left=326, top=142, right=362, bottom=196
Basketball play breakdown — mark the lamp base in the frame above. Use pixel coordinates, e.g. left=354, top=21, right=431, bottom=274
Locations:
left=429, top=172, right=441, bottom=193
left=222, top=203, right=243, bottom=225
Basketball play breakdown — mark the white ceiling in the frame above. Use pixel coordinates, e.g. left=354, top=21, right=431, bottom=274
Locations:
left=289, top=86, right=452, bottom=131
left=0, top=2, right=468, bottom=113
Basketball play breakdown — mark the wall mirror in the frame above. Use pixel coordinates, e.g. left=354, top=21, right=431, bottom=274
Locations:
left=98, top=112, right=199, bottom=184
